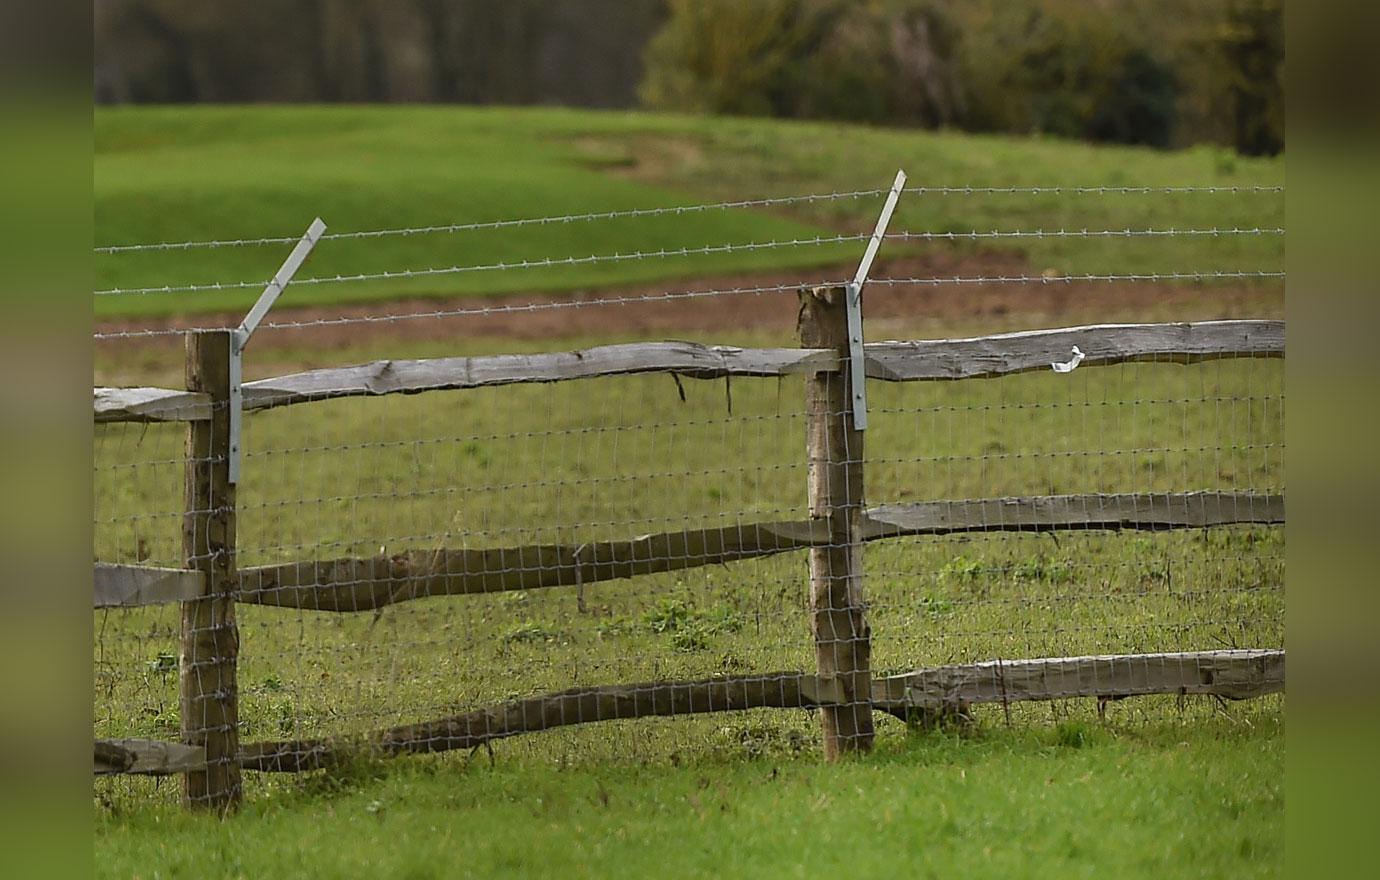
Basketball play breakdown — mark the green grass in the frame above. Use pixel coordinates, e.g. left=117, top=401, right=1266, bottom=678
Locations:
left=94, top=107, right=1284, bottom=877
left=94, top=320, right=1284, bottom=880
left=94, top=343, right=1284, bottom=878
left=95, top=105, right=1284, bottom=317
left=96, top=717, right=1283, bottom=880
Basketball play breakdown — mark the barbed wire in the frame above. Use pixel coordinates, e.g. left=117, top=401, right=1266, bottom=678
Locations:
left=94, top=226, right=1284, bottom=299
left=94, top=233, right=868, bottom=296
left=903, top=185, right=1284, bottom=195
left=887, top=226, right=1284, bottom=241
left=92, top=184, right=1285, bottom=254
left=92, top=279, right=844, bottom=339
left=91, top=269, right=1284, bottom=339
left=92, top=189, right=889, bottom=254
left=867, top=270, right=1284, bottom=285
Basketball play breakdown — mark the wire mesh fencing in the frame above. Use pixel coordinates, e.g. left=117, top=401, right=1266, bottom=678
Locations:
left=863, top=352, right=1284, bottom=721
left=93, top=180, right=1285, bottom=810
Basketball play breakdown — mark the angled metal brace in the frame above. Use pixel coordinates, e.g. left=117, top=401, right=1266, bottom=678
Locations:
left=846, top=170, right=906, bottom=430
left=228, top=218, right=326, bottom=483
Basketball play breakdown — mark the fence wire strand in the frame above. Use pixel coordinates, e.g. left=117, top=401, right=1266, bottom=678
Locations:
left=94, top=189, right=890, bottom=254
left=95, top=233, right=870, bottom=297
left=94, top=183, right=1286, bottom=255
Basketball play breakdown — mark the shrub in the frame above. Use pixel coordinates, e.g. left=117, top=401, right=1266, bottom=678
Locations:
left=640, top=0, right=1280, bottom=151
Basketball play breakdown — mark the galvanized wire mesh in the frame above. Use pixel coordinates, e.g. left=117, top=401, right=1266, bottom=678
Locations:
left=94, top=182, right=1285, bottom=806
left=863, top=355, right=1284, bottom=722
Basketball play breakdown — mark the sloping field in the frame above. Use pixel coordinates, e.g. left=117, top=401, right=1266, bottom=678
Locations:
left=95, top=105, right=1283, bottom=320
left=94, top=107, right=1284, bottom=880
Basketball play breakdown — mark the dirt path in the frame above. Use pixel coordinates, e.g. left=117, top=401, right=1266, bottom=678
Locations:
left=96, top=252, right=1281, bottom=359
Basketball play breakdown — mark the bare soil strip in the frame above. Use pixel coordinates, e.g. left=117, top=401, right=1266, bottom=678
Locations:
left=96, top=253, right=1282, bottom=367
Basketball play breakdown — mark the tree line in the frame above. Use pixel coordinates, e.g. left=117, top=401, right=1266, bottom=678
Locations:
left=95, top=0, right=1281, bottom=155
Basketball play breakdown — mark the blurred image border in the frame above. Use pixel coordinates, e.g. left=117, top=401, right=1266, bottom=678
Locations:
left=4, top=0, right=1375, bottom=876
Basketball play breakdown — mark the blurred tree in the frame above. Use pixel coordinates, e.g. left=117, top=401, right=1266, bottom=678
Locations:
left=95, top=0, right=666, bottom=108
left=957, top=1, right=1179, bottom=147
left=638, top=0, right=836, bottom=116
left=1217, top=0, right=1284, bottom=155
left=93, top=0, right=1281, bottom=154
left=798, top=0, right=964, bottom=127
left=640, top=0, right=964, bottom=126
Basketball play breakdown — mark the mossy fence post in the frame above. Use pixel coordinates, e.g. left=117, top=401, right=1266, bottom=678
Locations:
left=799, top=285, right=874, bottom=757
left=180, top=329, right=242, bottom=812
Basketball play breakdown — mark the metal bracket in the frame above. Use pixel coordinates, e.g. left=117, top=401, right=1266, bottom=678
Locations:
left=846, top=170, right=907, bottom=431
left=844, top=281, right=867, bottom=428
left=228, top=218, right=326, bottom=483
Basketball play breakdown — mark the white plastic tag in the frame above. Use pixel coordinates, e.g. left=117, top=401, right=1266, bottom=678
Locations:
left=1051, top=346, right=1085, bottom=373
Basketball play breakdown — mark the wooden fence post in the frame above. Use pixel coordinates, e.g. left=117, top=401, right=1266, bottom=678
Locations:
left=799, top=285, right=874, bottom=757
left=181, top=329, right=241, bottom=812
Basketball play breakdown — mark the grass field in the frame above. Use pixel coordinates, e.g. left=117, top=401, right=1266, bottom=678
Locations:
left=97, top=718, right=1283, bottom=880
left=95, top=105, right=1284, bottom=318
left=94, top=106, right=1285, bottom=878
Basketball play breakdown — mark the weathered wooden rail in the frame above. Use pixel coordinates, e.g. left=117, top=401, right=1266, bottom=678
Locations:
left=95, top=491, right=1282, bottom=611
left=94, top=320, right=1283, bottom=423
left=100, top=649, right=1284, bottom=775
left=96, top=739, right=206, bottom=776
left=94, top=563, right=203, bottom=608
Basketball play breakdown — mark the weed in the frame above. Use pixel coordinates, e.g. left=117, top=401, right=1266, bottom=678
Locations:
left=1012, top=555, right=1075, bottom=584
left=917, top=596, right=955, bottom=618
left=721, top=722, right=811, bottom=760
left=671, top=624, right=711, bottom=652
left=645, top=598, right=692, bottom=634
left=939, top=556, right=984, bottom=584
left=1053, top=720, right=1097, bottom=749
left=594, top=618, right=636, bottom=639
left=274, top=698, right=296, bottom=736
left=645, top=598, right=744, bottom=651
left=503, top=623, right=558, bottom=645
left=146, top=651, right=177, bottom=675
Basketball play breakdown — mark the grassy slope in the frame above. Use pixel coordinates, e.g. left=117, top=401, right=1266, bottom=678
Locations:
left=95, top=105, right=1284, bottom=318
left=94, top=107, right=1284, bottom=878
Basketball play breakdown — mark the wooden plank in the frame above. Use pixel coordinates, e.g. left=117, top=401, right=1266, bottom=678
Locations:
left=238, top=519, right=829, bottom=612
left=239, top=672, right=844, bottom=772
left=95, top=386, right=209, bottom=423
left=94, top=343, right=836, bottom=422
left=93, top=320, right=1283, bottom=424
left=235, top=342, right=835, bottom=413
left=872, top=649, right=1284, bottom=714
left=95, top=739, right=207, bottom=775
left=799, top=284, right=873, bottom=756
left=862, top=492, right=1285, bottom=537
left=94, top=563, right=204, bottom=608
left=180, top=330, right=242, bottom=812
left=236, top=492, right=1281, bottom=613
left=237, top=650, right=1283, bottom=773
left=865, top=319, right=1284, bottom=381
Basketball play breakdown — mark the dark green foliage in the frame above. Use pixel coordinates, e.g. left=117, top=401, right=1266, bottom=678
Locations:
left=1089, top=47, right=1181, bottom=149
left=960, top=6, right=1180, bottom=148
left=644, top=598, right=744, bottom=652
left=96, top=0, right=669, bottom=108
left=640, top=0, right=965, bottom=129
left=1216, top=0, right=1285, bottom=156
left=641, top=0, right=1282, bottom=152
left=1052, top=720, right=1098, bottom=749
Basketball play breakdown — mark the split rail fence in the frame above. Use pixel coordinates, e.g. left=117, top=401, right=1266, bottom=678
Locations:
left=94, top=178, right=1285, bottom=813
